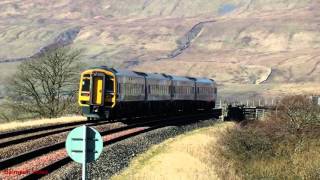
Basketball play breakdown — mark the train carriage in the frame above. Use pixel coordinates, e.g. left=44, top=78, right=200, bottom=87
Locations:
left=145, top=73, right=171, bottom=101
left=195, top=78, right=217, bottom=110
left=170, top=76, right=196, bottom=112
left=114, top=69, right=146, bottom=117
left=144, top=73, right=172, bottom=114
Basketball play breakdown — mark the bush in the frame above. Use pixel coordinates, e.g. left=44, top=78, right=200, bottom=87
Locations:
left=218, top=95, right=320, bottom=179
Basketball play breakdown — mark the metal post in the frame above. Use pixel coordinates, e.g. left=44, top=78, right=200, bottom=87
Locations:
left=259, top=99, right=261, bottom=107
left=246, top=100, right=249, bottom=107
left=219, top=99, right=222, bottom=108
left=82, top=125, right=87, bottom=180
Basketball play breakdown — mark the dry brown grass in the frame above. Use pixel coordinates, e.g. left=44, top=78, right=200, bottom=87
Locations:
left=0, top=115, right=86, bottom=132
left=112, top=122, right=236, bottom=180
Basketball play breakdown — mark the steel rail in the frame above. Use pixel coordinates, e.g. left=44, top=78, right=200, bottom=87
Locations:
left=0, top=120, right=96, bottom=140
left=0, top=121, right=111, bottom=148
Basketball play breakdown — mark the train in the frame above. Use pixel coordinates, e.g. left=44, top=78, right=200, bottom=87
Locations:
left=78, top=66, right=217, bottom=120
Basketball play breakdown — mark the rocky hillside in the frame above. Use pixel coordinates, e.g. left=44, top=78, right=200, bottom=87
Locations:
left=0, top=0, right=319, bottom=97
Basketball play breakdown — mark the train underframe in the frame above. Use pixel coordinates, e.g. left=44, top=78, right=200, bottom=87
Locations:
left=82, top=100, right=215, bottom=120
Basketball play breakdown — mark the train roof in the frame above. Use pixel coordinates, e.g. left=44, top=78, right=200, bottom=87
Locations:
left=87, top=66, right=216, bottom=83
left=90, top=66, right=144, bottom=78
left=170, top=75, right=194, bottom=82
left=145, top=72, right=170, bottom=80
left=195, top=78, right=214, bottom=84
left=115, top=69, right=144, bottom=78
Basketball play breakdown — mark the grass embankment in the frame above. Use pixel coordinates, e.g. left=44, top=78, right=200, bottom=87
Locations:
left=0, top=115, right=85, bottom=132
left=112, top=122, right=237, bottom=180
left=218, top=95, right=320, bottom=179
left=113, top=95, right=319, bottom=179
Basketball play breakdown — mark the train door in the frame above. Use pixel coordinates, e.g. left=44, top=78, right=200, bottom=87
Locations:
left=91, top=73, right=105, bottom=106
left=104, top=75, right=115, bottom=107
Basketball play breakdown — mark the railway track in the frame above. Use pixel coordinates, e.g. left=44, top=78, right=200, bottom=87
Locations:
left=0, top=112, right=216, bottom=179
left=0, top=120, right=99, bottom=140
left=0, top=121, right=111, bottom=148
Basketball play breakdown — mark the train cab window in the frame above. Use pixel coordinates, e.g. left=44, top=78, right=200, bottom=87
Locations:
left=82, top=79, right=90, bottom=92
left=105, top=77, right=114, bottom=92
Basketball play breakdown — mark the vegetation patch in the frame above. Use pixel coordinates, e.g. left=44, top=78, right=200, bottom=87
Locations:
left=0, top=47, right=83, bottom=123
left=217, top=95, right=320, bottom=179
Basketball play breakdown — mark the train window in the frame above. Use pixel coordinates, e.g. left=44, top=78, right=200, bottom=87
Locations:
left=132, top=84, right=134, bottom=94
left=127, top=84, right=130, bottom=95
left=81, top=79, right=90, bottom=92
left=105, top=77, right=114, bottom=92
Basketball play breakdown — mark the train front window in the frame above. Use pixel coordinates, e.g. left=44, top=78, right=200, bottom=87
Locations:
left=105, top=76, right=114, bottom=93
left=82, top=79, right=90, bottom=92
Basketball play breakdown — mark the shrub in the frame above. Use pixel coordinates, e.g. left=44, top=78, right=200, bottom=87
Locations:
left=218, top=95, right=320, bottom=179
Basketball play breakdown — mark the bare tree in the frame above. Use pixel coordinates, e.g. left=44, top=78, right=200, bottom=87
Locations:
left=6, top=47, right=82, bottom=118
left=276, top=95, right=320, bottom=133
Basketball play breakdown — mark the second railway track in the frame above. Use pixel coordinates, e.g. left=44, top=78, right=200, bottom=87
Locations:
left=0, top=112, right=217, bottom=179
left=0, top=121, right=113, bottom=148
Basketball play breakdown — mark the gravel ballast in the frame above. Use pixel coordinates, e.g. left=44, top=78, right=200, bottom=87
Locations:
left=45, top=119, right=218, bottom=180
left=0, top=122, right=124, bottom=160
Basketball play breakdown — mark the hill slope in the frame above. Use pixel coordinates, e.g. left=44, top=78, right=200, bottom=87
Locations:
left=0, top=0, right=319, bottom=97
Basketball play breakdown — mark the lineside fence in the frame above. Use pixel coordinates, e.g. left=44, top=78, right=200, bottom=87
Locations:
left=216, top=95, right=320, bottom=122
left=216, top=97, right=280, bottom=122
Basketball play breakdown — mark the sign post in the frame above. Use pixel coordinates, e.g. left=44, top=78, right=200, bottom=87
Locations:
left=82, top=125, right=87, bottom=180
left=66, top=125, right=103, bottom=180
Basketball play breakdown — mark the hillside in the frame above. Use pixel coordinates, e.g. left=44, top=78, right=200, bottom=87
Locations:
left=0, top=0, right=319, bottom=98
